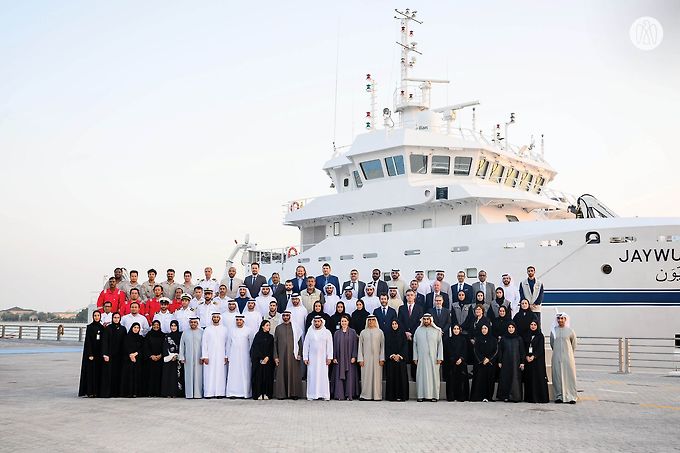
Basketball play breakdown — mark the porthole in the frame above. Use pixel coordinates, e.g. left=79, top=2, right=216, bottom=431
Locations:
left=601, top=264, right=612, bottom=274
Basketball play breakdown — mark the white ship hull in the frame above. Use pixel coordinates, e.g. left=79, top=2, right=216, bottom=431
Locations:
left=255, top=216, right=680, bottom=338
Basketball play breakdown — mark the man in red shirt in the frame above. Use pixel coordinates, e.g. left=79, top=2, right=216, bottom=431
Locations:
left=119, top=288, right=146, bottom=317
left=169, top=288, right=183, bottom=313
left=97, top=277, right=126, bottom=313
left=145, top=285, right=163, bottom=324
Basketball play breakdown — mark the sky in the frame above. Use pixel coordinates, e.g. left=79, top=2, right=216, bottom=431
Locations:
left=0, top=1, right=678, bottom=311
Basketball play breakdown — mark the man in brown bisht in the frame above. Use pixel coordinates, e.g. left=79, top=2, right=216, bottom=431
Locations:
left=358, top=314, right=385, bottom=401
left=273, top=311, right=304, bottom=399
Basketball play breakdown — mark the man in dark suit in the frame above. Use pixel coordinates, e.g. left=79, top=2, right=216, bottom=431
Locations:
left=471, top=269, right=495, bottom=309
left=315, top=263, right=341, bottom=295
left=428, top=294, right=451, bottom=338
left=269, top=272, right=285, bottom=298
left=373, top=293, right=397, bottom=334
left=452, top=270, right=474, bottom=303
left=291, top=265, right=307, bottom=294
left=424, top=280, right=450, bottom=311
left=244, top=262, right=267, bottom=299
left=368, top=268, right=389, bottom=297
left=275, top=280, right=294, bottom=313
left=342, top=268, right=366, bottom=300
left=398, top=289, right=425, bottom=380
left=403, top=279, right=426, bottom=309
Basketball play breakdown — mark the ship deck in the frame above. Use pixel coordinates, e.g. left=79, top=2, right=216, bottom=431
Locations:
left=1, top=339, right=679, bottom=452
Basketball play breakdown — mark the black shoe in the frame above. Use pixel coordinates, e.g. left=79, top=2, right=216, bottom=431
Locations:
left=417, top=398, right=424, bottom=402
left=430, top=398, right=438, bottom=402
left=568, top=400, right=576, bottom=404
left=555, top=399, right=563, bottom=404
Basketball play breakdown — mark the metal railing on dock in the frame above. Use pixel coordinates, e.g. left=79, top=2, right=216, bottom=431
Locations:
left=0, top=324, right=85, bottom=342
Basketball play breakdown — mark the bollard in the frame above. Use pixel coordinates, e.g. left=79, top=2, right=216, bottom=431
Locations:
left=78, top=327, right=83, bottom=342
left=617, top=338, right=625, bottom=373
left=625, top=338, right=631, bottom=374
left=57, top=325, right=64, bottom=341
left=18, top=326, right=23, bottom=339
left=1, top=325, right=4, bottom=338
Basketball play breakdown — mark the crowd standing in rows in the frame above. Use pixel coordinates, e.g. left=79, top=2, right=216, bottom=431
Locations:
left=80, top=264, right=577, bottom=404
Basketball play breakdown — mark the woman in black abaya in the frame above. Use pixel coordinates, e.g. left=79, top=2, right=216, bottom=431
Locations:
left=513, top=299, right=535, bottom=338
left=144, top=320, right=165, bottom=397
left=100, top=312, right=125, bottom=398
left=445, top=324, right=469, bottom=402
left=384, top=319, right=409, bottom=402
left=161, top=320, right=184, bottom=398
left=470, top=322, right=497, bottom=402
left=250, top=320, right=275, bottom=400
left=349, top=300, right=369, bottom=336
left=78, top=310, right=104, bottom=397
left=523, top=320, right=549, bottom=403
left=120, top=323, right=143, bottom=397
left=496, top=321, right=525, bottom=402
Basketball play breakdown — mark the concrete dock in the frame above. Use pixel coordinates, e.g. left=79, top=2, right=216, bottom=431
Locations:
left=1, top=339, right=679, bottom=453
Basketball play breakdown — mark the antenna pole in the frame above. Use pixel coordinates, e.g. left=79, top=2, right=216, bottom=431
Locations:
left=394, top=8, right=421, bottom=103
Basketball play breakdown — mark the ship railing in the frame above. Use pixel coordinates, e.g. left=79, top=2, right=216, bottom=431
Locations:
left=282, top=197, right=316, bottom=215
left=544, top=336, right=680, bottom=375
left=0, top=324, right=85, bottom=342
left=244, top=243, right=319, bottom=267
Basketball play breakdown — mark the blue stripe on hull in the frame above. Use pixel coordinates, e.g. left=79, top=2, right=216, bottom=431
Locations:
left=543, top=290, right=680, bottom=306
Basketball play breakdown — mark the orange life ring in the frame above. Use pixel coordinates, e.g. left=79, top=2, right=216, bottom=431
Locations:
left=287, top=247, right=298, bottom=258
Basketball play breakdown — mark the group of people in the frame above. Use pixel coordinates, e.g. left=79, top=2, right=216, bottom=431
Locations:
left=79, top=263, right=577, bottom=404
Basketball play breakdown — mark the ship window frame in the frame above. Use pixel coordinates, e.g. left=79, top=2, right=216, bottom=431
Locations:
left=476, top=158, right=489, bottom=178
left=490, top=163, right=506, bottom=183
left=333, top=222, right=340, bottom=236
left=410, top=154, right=428, bottom=174
left=519, top=173, right=533, bottom=191
left=453, top=156, right=473, bottom=176
left=505, top=215, right=519, bottom=222
left=385, top=155, right=405, bottom=176
left=422, top=218, right=433, bottom=229
left=431, top=155, right=450, bottom=175
left=343, top=178, right=349, bottom=187
left=383, top=223, right=392, bottom=232
left=505, top=168, right=519, bottom=187
left=352, top=170, right=363, bottom=188
left=461, top=214, right=472, bottom=225
left=534, top=175, right=545, bottom=194
left=360, top=159, right=385, bottom=180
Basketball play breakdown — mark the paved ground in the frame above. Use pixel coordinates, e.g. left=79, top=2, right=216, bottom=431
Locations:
left=1, top=339, right=680, bottom=453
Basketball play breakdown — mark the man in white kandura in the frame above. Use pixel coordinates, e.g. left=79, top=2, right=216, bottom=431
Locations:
left=413, top=313, right=444, bottom=402
left=226, top=315, right=254, bottom=399
left=201, top=312, right=228, bottom=398
left=303, top=316, right=334, bottom=401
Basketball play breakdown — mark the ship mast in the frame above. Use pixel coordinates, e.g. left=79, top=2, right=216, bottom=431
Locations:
left=394, top=8, right=422, bottom=99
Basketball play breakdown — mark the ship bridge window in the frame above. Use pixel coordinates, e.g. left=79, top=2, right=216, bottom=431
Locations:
left=476, top=158, right=489, bottom=178
left=534, top=176, right=545, bottom=194
left=410, top=154, right=428, bottom=174
left=505, top=168, right=519, bottom=187
left=431, top=155, right=450, bottom=175
left=385, top=155, right=405, bottom=176
left=490, top=163, right=505, bottom=183
left=505, top=215, right=519, bottom=222
left=360, top=159, right=384, bottom=180
left=519, top=173, right=534, bottom=190
left=454, top=157, right=473, bottom=175
left=353, top=170, right=363, bottom=188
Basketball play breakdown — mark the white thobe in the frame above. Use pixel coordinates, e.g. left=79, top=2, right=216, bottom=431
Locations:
left=288, top=305, right=308, bottom=338
left=417, top=280, right=431, bottom=297
left=362, top=296, right=380, bottom=314
left=197, top=302, right=218, bottom=328
left=255, top=296, right=276, bottom=316
left=226, top=326, right=253, bottom=398
left=303, top=327, right=334, bottom=400
left=222, top=310, right=239, bottom=332
left=501, top=283, right=521, bottom=315
left=100, top=312, right=113, bottom=326
left=322, top=295, right=340, bottom=317
left=244, top=309, right=263, bottom=335
left=201, top=324, right=228, bottom=398
left=340, top=297, right=358, bottom=315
